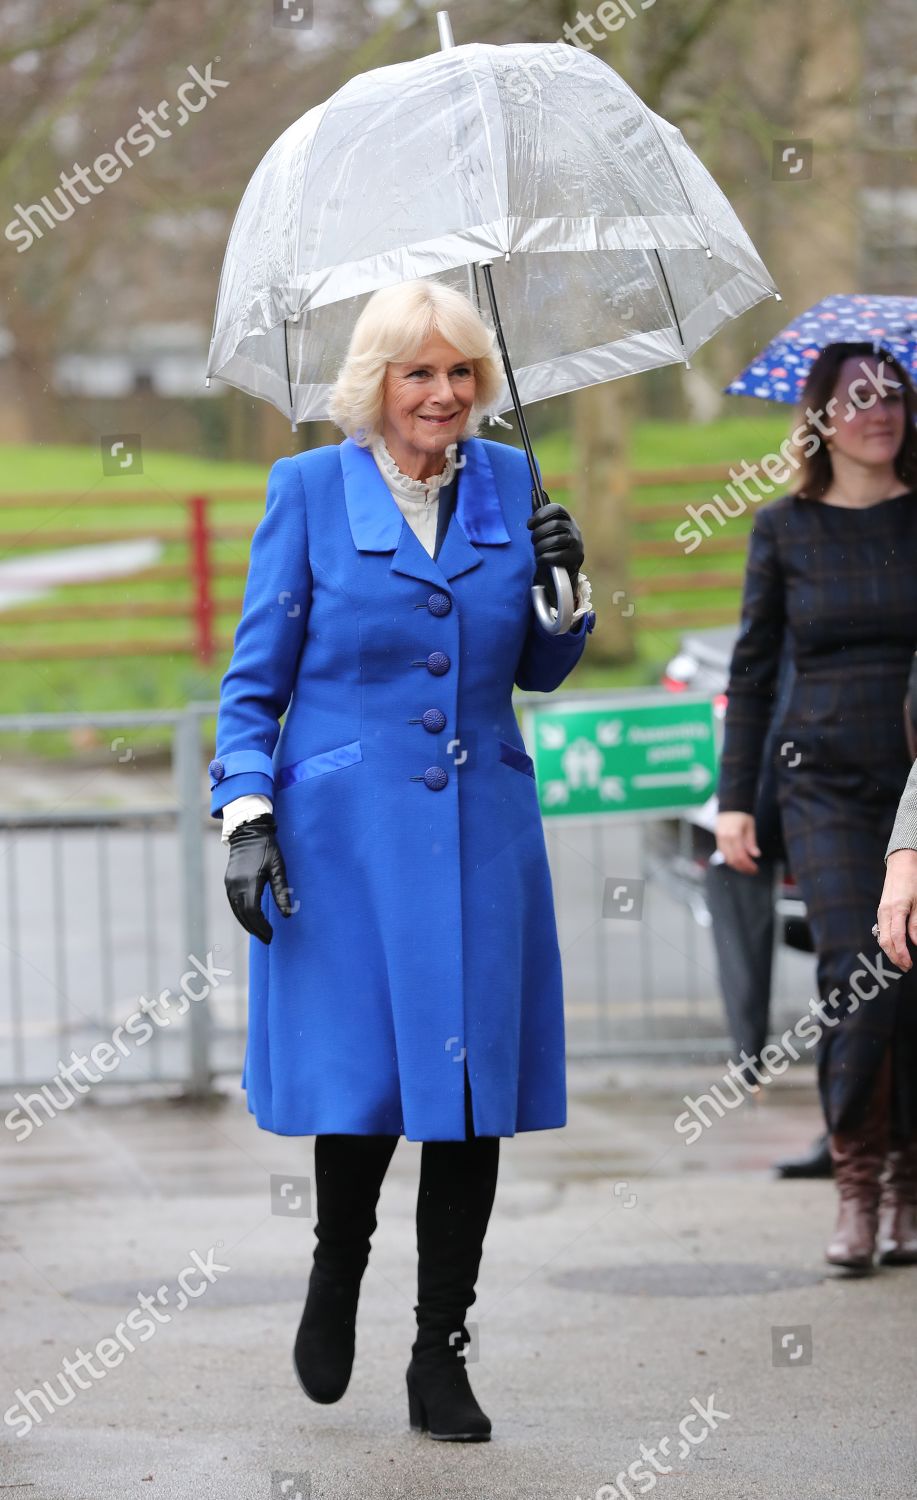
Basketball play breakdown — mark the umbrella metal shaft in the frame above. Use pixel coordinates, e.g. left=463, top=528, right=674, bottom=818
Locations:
left=434, top=9, right=574, bottom=632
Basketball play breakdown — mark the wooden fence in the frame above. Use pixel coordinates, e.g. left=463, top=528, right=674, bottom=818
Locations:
left=0, top=464, right=754, bottom=662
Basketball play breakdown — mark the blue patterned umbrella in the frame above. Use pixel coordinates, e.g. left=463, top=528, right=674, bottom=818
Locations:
left=725, top=293, right=917, bottom=403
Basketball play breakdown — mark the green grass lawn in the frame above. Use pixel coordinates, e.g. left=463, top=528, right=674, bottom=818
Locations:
left=519, top=413, right=789, bottom=681
left=0, top=444, right=269, bottom=494
left=0, top=415, right=792, bottom=753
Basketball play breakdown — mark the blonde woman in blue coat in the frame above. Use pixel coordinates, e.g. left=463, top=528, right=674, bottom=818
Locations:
left=209, top=278, right=595, bottom=1440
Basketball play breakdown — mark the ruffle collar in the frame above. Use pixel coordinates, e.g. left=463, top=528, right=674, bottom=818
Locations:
left=370, top=434, right=458, bottom=505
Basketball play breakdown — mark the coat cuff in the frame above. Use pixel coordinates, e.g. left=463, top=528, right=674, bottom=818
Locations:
left=208, top=749, right=275, bottom=791
left=210, top=771, right=274, bottom=818
left=208, top=750, right=276, bottom=815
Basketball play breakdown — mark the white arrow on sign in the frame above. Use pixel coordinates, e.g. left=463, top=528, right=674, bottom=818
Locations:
left=538, top=722, right=567, bottom=750
left=631, top=764, right=713, bottom=792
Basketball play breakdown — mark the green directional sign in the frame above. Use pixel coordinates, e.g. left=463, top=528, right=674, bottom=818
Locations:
left=522, top=694, right=719, bottom=819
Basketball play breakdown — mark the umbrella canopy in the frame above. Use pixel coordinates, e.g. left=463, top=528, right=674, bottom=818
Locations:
left=725, top=293, right=917, bottom=403
left=206, top=39, right=778, bottom=425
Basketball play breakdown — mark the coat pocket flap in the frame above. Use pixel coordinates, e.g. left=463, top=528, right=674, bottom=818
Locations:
left=276, top=740, right=362, bottom=790
left=498, top=739, right=535, bottom=778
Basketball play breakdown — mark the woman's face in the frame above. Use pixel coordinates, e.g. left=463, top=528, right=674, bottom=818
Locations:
left=381, top=334, right=476, bottom=476
left=828, top=354, right=907, bottom=471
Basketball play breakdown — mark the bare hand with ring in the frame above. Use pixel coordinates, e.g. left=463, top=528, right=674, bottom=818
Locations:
left=875, top=848, right=917, bottom=972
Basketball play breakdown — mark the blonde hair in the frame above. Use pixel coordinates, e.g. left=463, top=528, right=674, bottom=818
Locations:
left=329, top=279, right=505, bottom=445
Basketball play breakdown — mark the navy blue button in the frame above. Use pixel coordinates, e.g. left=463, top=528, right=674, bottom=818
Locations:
left=426, top=651, right=450, bottom=676
left=422, top=708, right=447, bottom=734
left=427, top=591, right=452, bottom=617
left=209, top=758, right=224, bottom=782
left=423, top=765, right=448, bottom=790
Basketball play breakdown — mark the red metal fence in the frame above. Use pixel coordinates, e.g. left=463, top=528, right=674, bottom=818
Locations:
left=0, top=465, right=753, bottom=662
left=0, top=486, right=261, bottom=663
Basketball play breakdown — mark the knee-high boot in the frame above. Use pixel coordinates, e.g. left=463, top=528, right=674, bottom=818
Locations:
left=826, top=1048, right=892, bottom=1272
left=294, top=1131, right=398, bottom=1403
left=406, top=1075, right=499, bottom=1441
left=878, top=1135, right=917, bottom=1265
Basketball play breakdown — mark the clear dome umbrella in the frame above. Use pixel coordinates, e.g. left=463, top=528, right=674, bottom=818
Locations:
left=206, top=11, right=779, bottom=633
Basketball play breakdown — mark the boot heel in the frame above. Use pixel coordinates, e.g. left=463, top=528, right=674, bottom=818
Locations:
left=406, top=1371, right=427, bottom=1432
left=405, top=1353, right=491, bottom=1440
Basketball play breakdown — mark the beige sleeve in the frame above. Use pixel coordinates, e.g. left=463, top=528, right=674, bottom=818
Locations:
left=885, top=759, right=917, bottom=861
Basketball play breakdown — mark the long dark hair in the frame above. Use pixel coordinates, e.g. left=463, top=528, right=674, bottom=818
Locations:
left=789, top=341, right=917, bottom=499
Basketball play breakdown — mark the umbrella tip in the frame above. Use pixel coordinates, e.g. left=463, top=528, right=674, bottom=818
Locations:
left=774, top=292, right=782, bottom=302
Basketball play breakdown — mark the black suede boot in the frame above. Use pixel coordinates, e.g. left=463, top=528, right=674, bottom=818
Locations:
left=294, top=1131, right=398, bottom=1404
left=406, top=1071, right=499, bottom=1441
left=406, top=1322, right=491, bottom=1441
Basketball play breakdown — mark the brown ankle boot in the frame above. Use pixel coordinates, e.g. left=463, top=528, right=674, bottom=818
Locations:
left=878, top=1140, right=917, bottom=1265
left=826, top=1052, right=892, bottom=1273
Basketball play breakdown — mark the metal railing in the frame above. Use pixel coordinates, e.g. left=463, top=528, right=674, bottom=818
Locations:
left=0, top=697, right=810, bottom=1099
left=0, top=706, right=230, bottom=1097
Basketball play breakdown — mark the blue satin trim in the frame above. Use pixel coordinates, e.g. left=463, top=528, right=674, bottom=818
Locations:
left=454, top=441, right=511, bottom=545
left=276, top=740, right=363, bottom=790
left=339, top=437, right=509, bottom=552
left=498, top=739, right=535, bottom=778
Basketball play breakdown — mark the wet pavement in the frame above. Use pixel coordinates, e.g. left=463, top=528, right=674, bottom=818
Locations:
left=1, top=1059, right=915, bottom=1499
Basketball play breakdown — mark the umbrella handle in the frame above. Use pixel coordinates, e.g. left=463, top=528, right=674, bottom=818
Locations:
left=532, top=566, right=576, bottom=635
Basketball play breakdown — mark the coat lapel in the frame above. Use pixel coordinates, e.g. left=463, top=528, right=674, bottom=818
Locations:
left=338, top=436, right=510, bottom=589
left=437, top=437, right=511, bottom=582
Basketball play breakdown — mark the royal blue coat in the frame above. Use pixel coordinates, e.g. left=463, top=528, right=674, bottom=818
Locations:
left=208, top=435, right=595, bottom=1140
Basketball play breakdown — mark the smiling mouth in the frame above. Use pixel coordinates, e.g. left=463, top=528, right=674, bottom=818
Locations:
left=419, top=413, right=459, bottom=424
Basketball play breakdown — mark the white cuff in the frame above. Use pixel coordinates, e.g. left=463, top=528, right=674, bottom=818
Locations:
left=572, top=571, right=594, bottom=622
left=221, top=793, right=274, bottom=844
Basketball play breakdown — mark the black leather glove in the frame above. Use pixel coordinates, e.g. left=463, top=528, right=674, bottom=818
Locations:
left=224, top=812, right=293, bottom=945
left=526, top=500, right=585, bottom=592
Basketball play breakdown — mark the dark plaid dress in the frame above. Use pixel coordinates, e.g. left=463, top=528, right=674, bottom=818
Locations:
left=718, top=488, right=917, bottom=1136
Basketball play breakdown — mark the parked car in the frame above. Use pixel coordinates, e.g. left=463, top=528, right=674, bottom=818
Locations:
left=647, top=626, right=813, bottom=954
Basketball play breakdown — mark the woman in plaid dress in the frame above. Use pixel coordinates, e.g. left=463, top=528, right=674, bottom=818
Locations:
left=716, top=341, right=917, bottom=1272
